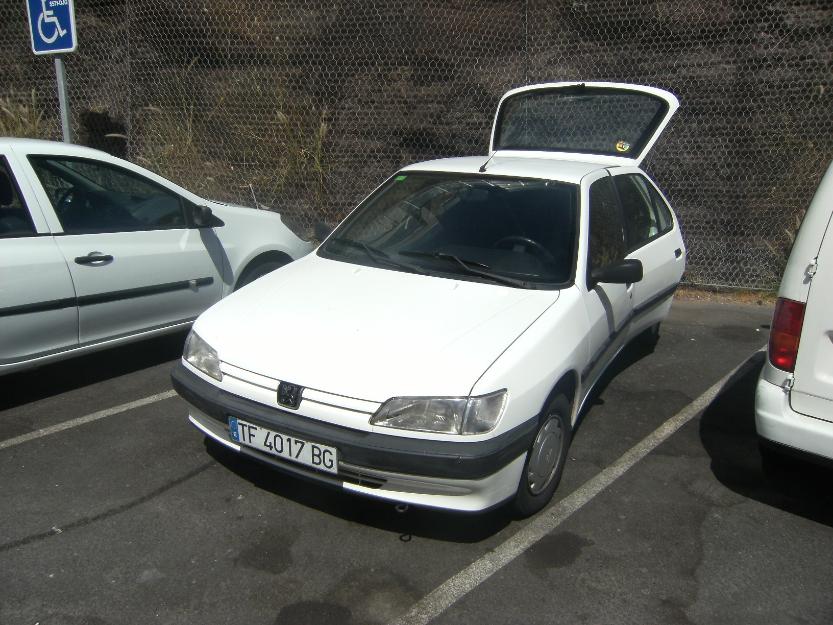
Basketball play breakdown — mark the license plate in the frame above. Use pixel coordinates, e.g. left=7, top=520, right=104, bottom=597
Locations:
left=228, top=417, right=338, bottom=474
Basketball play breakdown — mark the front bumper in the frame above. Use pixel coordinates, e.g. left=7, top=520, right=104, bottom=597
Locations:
left=755, top=377, right=833, bottom=462
left=171, top=363, right=534, bottom=511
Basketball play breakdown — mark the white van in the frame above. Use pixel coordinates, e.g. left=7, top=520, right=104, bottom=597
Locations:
left=755, top=161, right=833, bottom=466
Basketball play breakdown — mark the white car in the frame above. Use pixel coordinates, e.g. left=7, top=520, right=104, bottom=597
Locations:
left=755, top=161, right=833, bottom=467
left=172, top=82, right=686, bottom=516
left=0, top=138, right=312, bottom=375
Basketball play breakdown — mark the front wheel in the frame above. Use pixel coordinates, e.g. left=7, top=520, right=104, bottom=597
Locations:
left=637, top=322, right=661, bottom=349
left=235, top=259, right=288, bottom=291
left=512, top=394, right=572, bottom=517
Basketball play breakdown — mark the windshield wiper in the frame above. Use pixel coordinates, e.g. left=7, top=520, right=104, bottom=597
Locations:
left=400, top=249, right=529, bottom=288
left=401, top=249, right=490, bottom=269
left=328, top=237, right=427, bottom=275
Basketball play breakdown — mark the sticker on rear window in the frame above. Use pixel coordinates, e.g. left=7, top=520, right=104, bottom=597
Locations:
left=395, top=175, right=408, bottom=181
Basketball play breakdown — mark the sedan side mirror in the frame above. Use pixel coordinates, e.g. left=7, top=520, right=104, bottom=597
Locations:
left=191, top=204, right=224, bottom=228
left=314, top=221, right=334, bottom=242
left=589, top=258, right=643, bottom=288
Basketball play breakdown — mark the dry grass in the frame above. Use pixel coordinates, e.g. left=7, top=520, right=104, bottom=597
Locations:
left=0, top=91, right=55, bottom=138
left=677, top=285, right=777, bottom=307
left=129, top=61, right=331, bottom=224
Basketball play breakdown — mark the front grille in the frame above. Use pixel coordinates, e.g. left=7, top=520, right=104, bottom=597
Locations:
left=339, top=468, right=386, bottom=489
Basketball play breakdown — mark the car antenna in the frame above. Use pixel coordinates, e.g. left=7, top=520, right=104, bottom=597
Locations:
left=478, top=151, right=496, bottom=173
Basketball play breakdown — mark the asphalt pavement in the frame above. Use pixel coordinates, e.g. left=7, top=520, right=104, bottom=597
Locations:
left=1, top=297, right=832, bottom=625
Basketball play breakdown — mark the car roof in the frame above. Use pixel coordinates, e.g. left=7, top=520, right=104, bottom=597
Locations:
left=0, top=137, right=110, bottom=158
left=2, top=139, right=611, bottom=185
left=400, top=155, right=611, bottom=185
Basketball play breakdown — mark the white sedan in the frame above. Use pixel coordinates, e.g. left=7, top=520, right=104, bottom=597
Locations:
left=0, top=138, right=313, bottom=375
left=173, top=82, right=686, bottom=516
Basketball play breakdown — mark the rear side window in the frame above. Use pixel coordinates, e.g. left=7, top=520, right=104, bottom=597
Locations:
left=0, top=158, right=36, bottom=238
left=588, top=176, right=626, bottom=272
left=615, top=174, right=660, bottom=250
left=648, top=184, right=674, bottom=232
left=28, top=156, right=187, bottom=234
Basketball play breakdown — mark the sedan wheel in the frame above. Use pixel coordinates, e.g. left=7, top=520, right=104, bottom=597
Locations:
left=527, top=417, right=565, bottom=495
left=512, top=394, right=572, bottom=517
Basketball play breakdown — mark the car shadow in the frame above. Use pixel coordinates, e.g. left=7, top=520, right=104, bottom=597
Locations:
left=699, top=351, right=833, bottom=527
left=204, top=438, right=513, bottom=543
left=573, top=332, right=658, bottom=433
left=0, top=330, right=189, bottom=411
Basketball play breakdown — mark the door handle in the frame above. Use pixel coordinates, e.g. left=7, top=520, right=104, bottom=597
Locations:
left=74, top=252, right=114, bottom=265
left=674, top=248, right=682, bottom=258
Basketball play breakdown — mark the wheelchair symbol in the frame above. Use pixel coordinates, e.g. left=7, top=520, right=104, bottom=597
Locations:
left=37, top=0, right=66, bottom=44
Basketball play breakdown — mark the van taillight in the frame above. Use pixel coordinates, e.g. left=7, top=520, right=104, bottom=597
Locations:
left=768, top=297, right=806, bottom=372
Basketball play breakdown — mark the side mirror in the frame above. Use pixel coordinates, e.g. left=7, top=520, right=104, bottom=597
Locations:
left=191, top=204, right=224, bottom=228
left=589, top=258, right=643, bottom=288
left=314, top=221, right=334, bottom=241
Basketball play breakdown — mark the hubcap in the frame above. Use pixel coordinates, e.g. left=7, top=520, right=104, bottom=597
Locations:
left=527, top=417, right=564, bottom=495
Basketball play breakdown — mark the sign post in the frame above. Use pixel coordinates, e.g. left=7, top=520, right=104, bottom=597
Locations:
left=25, top=0, right=78, bottom=143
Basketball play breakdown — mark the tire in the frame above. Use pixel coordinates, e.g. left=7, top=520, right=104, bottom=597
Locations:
left=235, top=259, right=287, bottom=291
left=512, top=394, right=572, bottom=518
left=637, top=322, right=661, bottom=349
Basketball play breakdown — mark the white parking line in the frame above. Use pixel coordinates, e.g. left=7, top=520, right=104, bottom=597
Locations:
left=390, top=351, right=762, bottom=625
left=0, top=390, right=178, bottom=451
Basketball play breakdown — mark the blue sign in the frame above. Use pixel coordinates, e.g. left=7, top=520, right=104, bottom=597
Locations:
left=228, top=417, right=240, bottom=442
left=26, top=0, right=77, bottom=55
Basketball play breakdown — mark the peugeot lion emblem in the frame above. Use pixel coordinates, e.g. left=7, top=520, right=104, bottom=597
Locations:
left=278, top=381, right=303, bottom=409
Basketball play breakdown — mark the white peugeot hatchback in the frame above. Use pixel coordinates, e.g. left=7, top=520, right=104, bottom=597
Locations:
left=755, top=161, right=833, bottom=468
left=172, top=83, right=686, bottom=515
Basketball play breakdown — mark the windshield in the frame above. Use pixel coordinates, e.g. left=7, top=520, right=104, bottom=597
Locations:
left=318, top=172, right=578, bottom=288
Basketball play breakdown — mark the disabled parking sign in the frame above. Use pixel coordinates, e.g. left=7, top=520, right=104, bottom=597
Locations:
left=26, top=0, right=77, bottom=54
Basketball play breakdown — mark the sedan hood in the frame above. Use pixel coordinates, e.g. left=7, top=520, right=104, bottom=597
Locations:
left=194, top=255, right=559, bottom=402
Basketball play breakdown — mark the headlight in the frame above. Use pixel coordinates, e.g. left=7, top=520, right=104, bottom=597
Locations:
left=370, top=390, right=507, bottom=435
left=183, top=330, right=222, bottom=381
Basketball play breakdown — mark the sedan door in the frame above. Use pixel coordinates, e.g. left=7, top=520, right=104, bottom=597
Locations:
left=0, top=152, right=78, bottom=369
left=22, top=153, right=223, bottom=345
left=580, top=173, right=633, bottom=390
left=612, top=170, right=685, bottom=335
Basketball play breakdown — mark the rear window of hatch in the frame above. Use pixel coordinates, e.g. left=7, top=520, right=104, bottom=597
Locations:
left=494, top=86, right=669, bottom=159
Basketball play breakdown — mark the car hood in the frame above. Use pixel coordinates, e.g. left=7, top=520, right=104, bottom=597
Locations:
left=194, top=255, right=560, bottom=402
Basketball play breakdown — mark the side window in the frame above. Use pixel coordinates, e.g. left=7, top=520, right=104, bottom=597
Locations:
left=588, top=176, right=626, bottom=273
left=615, top=174, right=660, bottom=250
left=28, top=156, right=186, bottom=234
left=0, top=158, right=37, bottom=238
left=648, top=184, right=674, bottom=232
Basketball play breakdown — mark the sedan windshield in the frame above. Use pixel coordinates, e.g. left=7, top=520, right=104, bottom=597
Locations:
left=319, top=172, right=578, bottom=288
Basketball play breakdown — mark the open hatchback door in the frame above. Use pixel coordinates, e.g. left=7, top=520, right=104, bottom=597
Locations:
left=490, top=82, right=679, bottom=166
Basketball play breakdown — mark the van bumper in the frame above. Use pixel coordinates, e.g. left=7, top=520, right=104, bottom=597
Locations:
left=755, top=376, right=833, bottom=462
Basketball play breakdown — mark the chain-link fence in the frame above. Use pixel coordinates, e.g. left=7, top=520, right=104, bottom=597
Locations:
left=1, top=1, right=831, bottom=288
